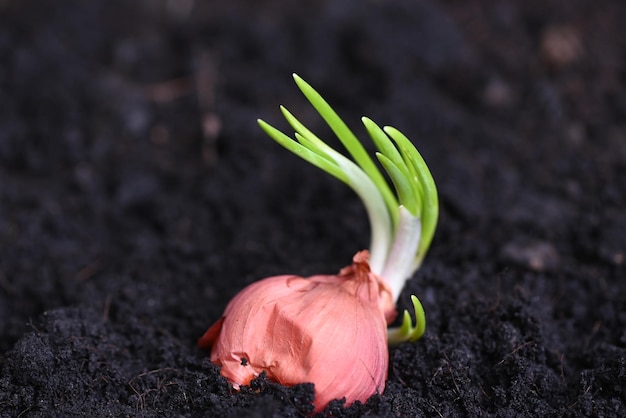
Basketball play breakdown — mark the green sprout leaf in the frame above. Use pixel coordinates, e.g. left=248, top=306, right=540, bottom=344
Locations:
left=384, top=127, right=439, bottom=269
left=258, top=74, right=438, bottom=339
left=387, top=295, right=426, bottom=345
left=290, top=74, right=400, bottom=229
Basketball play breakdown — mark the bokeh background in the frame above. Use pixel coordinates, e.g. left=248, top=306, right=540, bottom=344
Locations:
left=1, top=0, right=624, bottom=416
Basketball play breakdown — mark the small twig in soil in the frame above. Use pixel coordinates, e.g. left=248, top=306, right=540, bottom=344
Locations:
left=16, top=406, right=32, bottom=418
left=583, top=320, right=601, bottom=352
left=392, top=365, right=409, bottom=387
left=497, top=340, right=535, bottom=365
left=26, top=318, right=41, bottom=333
left=128, top=368, right=178, bottom=414
left=76, top=257, right=103, bottom=281
left=442, top=352, right=461, bottom=398
left=488, top=268, right=505, bottom=313
left=427, top=402, right=444, bottom=418
left=102, top=293, right=113, bottom=323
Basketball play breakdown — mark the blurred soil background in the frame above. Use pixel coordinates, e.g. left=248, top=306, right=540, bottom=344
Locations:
left=0, top=0, right=625, bottom=416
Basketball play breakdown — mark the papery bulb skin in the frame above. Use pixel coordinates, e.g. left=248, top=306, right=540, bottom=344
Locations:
left=198, top=251, right=392, bottom=412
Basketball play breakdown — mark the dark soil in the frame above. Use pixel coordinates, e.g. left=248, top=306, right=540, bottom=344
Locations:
left=1, top=0, right=625, bottom=416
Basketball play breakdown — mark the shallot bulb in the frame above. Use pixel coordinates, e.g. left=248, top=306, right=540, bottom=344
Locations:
left=199, top=74, right=438, bottom=413
left=198, top=251, right=394, bottom=412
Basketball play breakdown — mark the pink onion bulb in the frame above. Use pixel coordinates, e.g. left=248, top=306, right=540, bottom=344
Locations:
left=199, top=251, right=395, bottom=412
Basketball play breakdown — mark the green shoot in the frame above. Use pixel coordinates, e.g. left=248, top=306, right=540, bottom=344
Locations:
left=387, top=295, right=426, bottom=344
left=258, top=74, right=438, bottom=343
